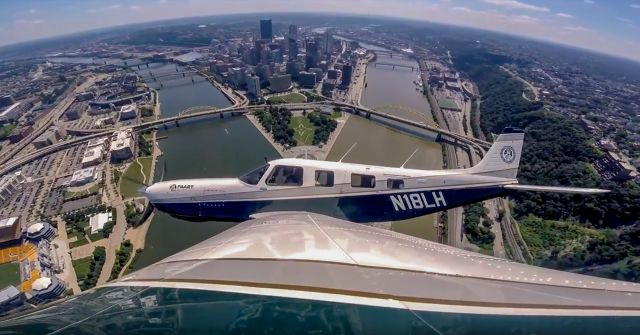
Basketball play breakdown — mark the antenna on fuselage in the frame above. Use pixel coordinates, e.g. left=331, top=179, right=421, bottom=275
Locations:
left=400, top=148, right=419, bottom=169
left=338, top=142, right=358, bottom=163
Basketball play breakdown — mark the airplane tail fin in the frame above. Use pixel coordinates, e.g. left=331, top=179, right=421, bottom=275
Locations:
left=467, top=127, right=524, bottom=179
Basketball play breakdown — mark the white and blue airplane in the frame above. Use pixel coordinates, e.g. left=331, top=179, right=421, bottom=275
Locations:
left=142, top=128, right=608, bottom=223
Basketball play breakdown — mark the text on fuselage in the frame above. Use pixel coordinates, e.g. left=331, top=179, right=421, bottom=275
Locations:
left=170, top=184, right=194, bottom=192
left=390, top=192, right=447, bottom=211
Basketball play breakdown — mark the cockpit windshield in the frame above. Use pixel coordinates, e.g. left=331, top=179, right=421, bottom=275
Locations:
left=239, top=164, right=269, bottom=185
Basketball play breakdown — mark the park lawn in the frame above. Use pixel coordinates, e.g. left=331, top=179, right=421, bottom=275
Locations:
left=142, top=132, right=154, bottom=142
left=140, top=156, right=152, bottom=183
left=72, top=257, right=92, bottom=280
left=69, top=236, right=90, bottom=249
left=64, top=184, right=100, bottom=201
left=268, top=92, right=306, bottom=104
left=87, top=232, right=104, bottom=242
left=120, top=156, right=153, bottom=199
left=142, top=116, right=156, bottom=123
left=67, top=229, right=86, bottom=240
left=0, top=124, right=16, bottom=139
left=0, top=263, right=21, bottom=287
left=331, top=111, right=342, bottom=119
left=290, top=116, right=315, bottom=146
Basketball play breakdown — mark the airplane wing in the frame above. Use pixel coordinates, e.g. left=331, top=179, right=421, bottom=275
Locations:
left=503, top=184, right=610, bottom=194
left=1, top=213, right=638, bottom=334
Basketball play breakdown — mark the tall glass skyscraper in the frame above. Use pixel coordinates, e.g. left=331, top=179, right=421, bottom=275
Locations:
left=260, top=19, right=272, bottom=41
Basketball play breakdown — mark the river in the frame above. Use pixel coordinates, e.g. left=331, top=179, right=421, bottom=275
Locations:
left=52, top=54, right=444, bottom=267
left=326, top=40, right=443, bottom=240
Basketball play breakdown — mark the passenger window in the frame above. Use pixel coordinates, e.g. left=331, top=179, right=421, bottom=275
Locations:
left=351, top=174, right=375, bottom=188
left=266, top=165, right=304, bottom=186
left=387, top=179, right=404, bottom=189
left=315, top=170, right=334, bottom=187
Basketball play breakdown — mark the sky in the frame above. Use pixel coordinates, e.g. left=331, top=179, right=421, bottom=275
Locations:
left=1, top=0, right=639, bottom=60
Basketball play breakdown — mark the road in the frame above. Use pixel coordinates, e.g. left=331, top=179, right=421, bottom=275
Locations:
left=497, top=199, right=527, bottom=263
left=0, top=75, right=99, bottom=165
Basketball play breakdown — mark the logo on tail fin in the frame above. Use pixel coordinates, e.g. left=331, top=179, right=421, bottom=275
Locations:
left=500, top=146, right=516, bottom=163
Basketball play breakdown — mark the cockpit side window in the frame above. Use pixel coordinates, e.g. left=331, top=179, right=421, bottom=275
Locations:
left=315, top=170, right=334, bottom=187
left=351, top=174, right=375, bottom=188
left=239, top=164, right=269, bottom=185
left=266, top=165, right=304, bottom=186
left=387, top=179, right=404, bottom=189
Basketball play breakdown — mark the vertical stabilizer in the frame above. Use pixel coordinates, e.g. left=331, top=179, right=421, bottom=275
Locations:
left=467, top=127, right=524, bottom=179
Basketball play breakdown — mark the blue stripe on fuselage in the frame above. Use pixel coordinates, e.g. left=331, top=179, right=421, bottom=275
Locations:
left=151, top=186, right=508, bottom=223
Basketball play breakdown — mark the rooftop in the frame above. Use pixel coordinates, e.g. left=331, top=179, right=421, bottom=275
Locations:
left=0, top=217, right=18, bottom=229
left=26, top=222, right=45, bottom=234
left=32, top=277, right=52, bottom=291
left=89, top=211, right=112, bottom=234
left=0, top=103, right=21, bottom=117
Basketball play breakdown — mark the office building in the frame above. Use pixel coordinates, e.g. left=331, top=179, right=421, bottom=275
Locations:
left=299, top=71, right=317, bottom=88
left=327, top=69, right=339, bottom=80
left=0, top=95, right=16, bottom=108
left=247, top=75, right=262, bottom=100
left=87, top=137, right=109, bottom=150
left=110, top=130, right=135, bottom=162
left=288, top=24, right=298, bottom=40
left=69, top=166, right=98, bottom=186
left=341, top=64, right=353, bottom=87
left=287, top=25, right=298, bottom=59
left=308, top=68, right=324, bottom=82
left=32, top=127, right=66, bottom=149
left=119, top=104, right=138, bottom=121
left=323, top=28, right=335, bottom=54
left=81, top=146, right=104, bottom=167
left=305, top=38, right=319, bottom=69
left=75, top=92, right=94, bottom=102
left=260, top=19, right=272, bottom=41
left=0, top=216, right=20, bottom=244
left=286, top=61, right=300, bottom=80
left=322, top=79, right=337, bottom=94
left=269, top=74, right=292, bottom=93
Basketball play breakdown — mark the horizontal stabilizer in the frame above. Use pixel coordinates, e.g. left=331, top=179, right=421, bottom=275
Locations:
left=503, top=184, right=610, bottom=194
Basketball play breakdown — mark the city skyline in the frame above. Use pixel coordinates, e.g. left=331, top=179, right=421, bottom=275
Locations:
left=1, top=0, right=639, bottom=61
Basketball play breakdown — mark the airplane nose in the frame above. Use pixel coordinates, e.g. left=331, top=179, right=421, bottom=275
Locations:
left=138, top=185, right=148, bottom=197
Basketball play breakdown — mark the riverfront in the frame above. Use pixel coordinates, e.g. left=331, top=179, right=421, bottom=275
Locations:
left=130, top=45, right=446, bottom=267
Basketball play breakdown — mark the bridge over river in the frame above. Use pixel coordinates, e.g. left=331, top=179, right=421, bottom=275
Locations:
left=0, top=100, right=490, bottom=176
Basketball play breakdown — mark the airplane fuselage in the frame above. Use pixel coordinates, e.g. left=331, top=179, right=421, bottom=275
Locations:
left=144, top=158, right=515, bottom=223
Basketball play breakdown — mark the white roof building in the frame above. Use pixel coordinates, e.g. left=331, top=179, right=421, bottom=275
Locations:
left=0, top=173, right=24, bottom=204
left=86, top=137, right=109, bottom=150
left=0, top=216, right=20, bottom=243
left=119, top=104, right=137, bottom=121
left=26, top=222, right=44, bottom=235
left=110, top=130, right=134, bottom=161
left=69, top=166, right=98, bottom=186
left=81, top=146, right=104, bottom=167
left=32, top=277, right=52, bottom=291
left=89, top=211, right=112, bottom=234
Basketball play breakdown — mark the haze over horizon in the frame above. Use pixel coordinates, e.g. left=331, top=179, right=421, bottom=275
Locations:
left=1, top=0, right=639, bottom=61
